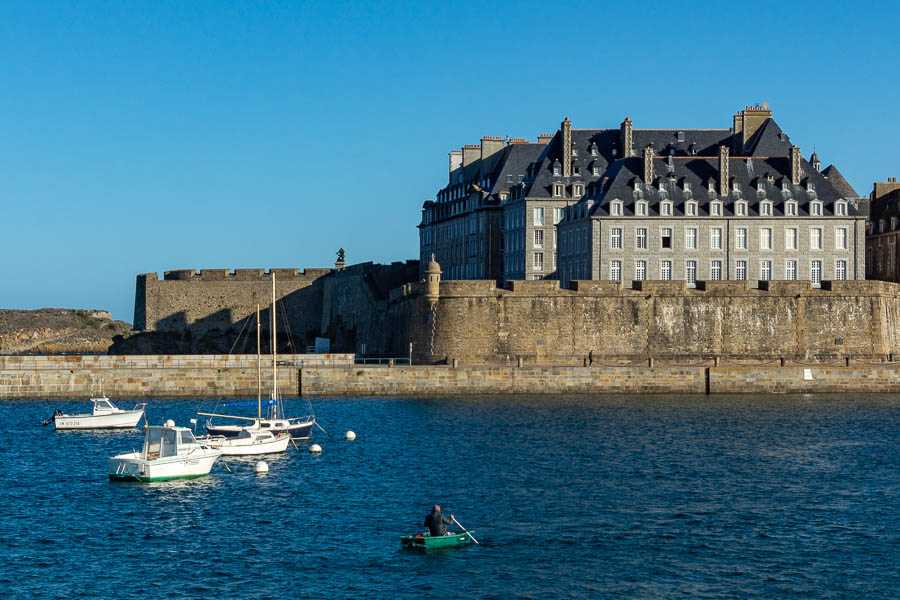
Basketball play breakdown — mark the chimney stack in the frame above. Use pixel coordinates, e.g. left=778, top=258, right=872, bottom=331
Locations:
left=462, top=144, right=480, bottom=167
left=620, top=117, right=633, bottom=158
left=643, top=145, right=654, bottom=184
left=481, top=136, right=504, bottom=160
left=790, top=145, right=801, bottom=185
left=448, top=150, right=463, bottom=175
left=537, top=133, right=554, bottom=145
left=561, top=117, right=572, bottom=177
left=718, top=145, right=729, bottom=196
left=732, top=102, right=773, bottom=154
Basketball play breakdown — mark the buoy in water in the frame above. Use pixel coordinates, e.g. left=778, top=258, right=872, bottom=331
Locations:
left=254, top=461, right=269, bottom=474
left=309, top=443, right=322, bottom=454
left=345, top=430, right=356, bottom=441
left=165, top=419, right=175, bottom=427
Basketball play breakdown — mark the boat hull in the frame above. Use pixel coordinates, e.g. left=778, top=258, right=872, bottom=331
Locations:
left=55, top=409, right=145, bottom=430
left=206, top=419, right=314, bottom=440
left=400, top=532, right=475, bottom=550
left=199, top=434, right=291, bottom=456
left=108, top=450, right=221, bottom=482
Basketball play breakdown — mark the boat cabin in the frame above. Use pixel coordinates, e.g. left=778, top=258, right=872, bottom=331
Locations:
left=142, top=427, right=201, bottom=460
left=91, top=398, right=120, bottom=414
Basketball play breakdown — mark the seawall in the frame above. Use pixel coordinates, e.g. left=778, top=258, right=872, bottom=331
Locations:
left=4, top=356, right=900, bottom=398
left=299, top=364, right=900, bottom=396
left=0, top=354, right=353, bottom=399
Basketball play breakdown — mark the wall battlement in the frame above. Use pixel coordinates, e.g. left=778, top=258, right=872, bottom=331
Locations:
left=139, top=268, right=334, bottom=282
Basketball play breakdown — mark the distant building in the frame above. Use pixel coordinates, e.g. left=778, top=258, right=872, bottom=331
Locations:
left=421, top=104, right=868, bottom=285
left=866, top=178, right=900, bottom=281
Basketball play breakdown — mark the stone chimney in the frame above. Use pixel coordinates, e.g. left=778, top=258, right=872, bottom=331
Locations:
left=790, top=145, right=801, bottom=185
left=872, top=178, right=900, bottom=201
left=718, top=145, right=729, bottom=196
left=643, top=145, right=654, bottom=184
left=561, top=117, right=572, bottom=177
left=537, top=133, right=554, bottom=145
left=620, top=117, right=633, bottom=158
left=481, top=136, right=504, bottom=160
left=462, top=144, right=480, bottom=167
left=449, top=150, right=463, bottom=175
left=733, top=102, right=773, bottom=154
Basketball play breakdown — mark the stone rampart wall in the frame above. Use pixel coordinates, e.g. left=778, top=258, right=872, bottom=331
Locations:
left=407, top=279, right=900, bottom=364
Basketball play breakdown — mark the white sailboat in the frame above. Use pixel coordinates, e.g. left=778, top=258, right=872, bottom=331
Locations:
left=195, top=304, right=292, bottom=455
left=202, top=272, right=315, bottom=439
left=108, top=420, right=222, bottom=482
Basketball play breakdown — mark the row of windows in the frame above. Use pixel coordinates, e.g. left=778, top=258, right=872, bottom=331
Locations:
left=582, top=226, right=850, bottom=253
left=531, top=252, right=558, bottom=272
left=579, top=199, right=847, bottom=219
left=560, top=259, right=849, bottom=285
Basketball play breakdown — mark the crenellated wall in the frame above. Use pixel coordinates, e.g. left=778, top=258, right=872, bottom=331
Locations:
left=385, top=279, right=900, bottom=364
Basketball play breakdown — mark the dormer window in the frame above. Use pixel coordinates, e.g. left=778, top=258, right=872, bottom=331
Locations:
left=893, top=217, right=898, bottom=231
left=590, top=144, right=598, bottom=157
left=711, top=202, right=722, bottom=216
left=806, top=181, right=815, bottom=193
left=880, top=219, right=886, bottom=233
left=611, top=201, right=622, bottom=216
left=835, top=202, right=847, bottom=216
left=611, top=148, right=617, bottom=157
left=574, top=184, right=583, bottom=198
left=553, top=163, right=561, bottom=177
left=507, top=174, right=514, bottom=183
left=757, top=181, right=765, bottom=192
left=786, top=201, right=797, bottom=216
left=760, top=201, right=772, bottom=216
left=636, top=202, right=648, bottom=216
left=592, top=166, right=601, bottom=176
left=573, top=166, right=581, bottom=176
left=676, top=131, right=685, bottom=143
left=732, top=181, right=740, bottom=192
left=553, top=184, right=563, bottom=197
left=736, top=202, right=747, bottom=216
left=661, top=201, right=672, bottom=216
left=686, top=201, right=697, bottom=216
left=811, top=201, right=822, bottom=216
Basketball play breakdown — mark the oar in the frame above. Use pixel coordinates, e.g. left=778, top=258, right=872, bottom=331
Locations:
left=452, top=517, right=479, bottom=544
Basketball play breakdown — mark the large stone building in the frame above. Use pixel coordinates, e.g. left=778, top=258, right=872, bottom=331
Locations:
left=866, top=178, right=900, bottom=281
left=418, top=137, right=545, bottom=281
left=421, top=104, right=868, bottom=285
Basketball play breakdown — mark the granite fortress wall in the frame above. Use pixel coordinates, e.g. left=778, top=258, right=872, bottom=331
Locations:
left=133, top=262, right=420, bottom=353
left=386, top=278, right=900, bottom=364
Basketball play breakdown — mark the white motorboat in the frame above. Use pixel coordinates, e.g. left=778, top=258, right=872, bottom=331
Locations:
left=46, top=397, right=146, bottom=430
left=197, top=428, right=292, bottom=456
left=108, top=421, right=222, bottom=482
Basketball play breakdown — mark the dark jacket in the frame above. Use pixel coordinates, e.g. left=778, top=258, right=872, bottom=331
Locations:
left=423, top=510, right=452, bottom=536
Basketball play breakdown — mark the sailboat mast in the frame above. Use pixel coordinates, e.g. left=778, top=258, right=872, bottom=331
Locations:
left=256, top=303, right=262, bottom=421
left=272, top=271, right=277, bottom=416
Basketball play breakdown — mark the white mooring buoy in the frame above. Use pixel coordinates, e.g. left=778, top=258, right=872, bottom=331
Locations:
left=165, top=419, right=176, bottom=427
left=254, top=461, right=269, bottom=474
left=345, top=430, right=356, bottom=441
left=309, top=443, right=322, bottom=454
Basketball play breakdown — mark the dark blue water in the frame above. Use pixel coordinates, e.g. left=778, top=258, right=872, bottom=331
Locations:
left=0, top=394, right=897, bottom=599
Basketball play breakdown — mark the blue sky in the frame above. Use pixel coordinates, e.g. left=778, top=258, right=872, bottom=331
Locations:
left=2, top=1, right=899, bottom=321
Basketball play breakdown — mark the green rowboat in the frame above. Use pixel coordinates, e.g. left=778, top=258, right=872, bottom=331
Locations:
left=400, top=531, right=474, bottom=550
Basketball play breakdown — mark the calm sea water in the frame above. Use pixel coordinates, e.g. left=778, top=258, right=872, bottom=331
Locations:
left=0, top=394, right=897, bottom=599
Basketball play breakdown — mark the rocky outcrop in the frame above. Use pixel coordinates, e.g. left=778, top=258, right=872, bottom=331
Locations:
left=0, top=309, right=132, bottom=354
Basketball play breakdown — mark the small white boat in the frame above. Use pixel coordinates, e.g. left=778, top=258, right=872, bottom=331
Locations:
left=197, top=428, right=291, bottom=456
left=108, top=421, right=222, bottom=482
left=47, top=397, right=146, bottom=430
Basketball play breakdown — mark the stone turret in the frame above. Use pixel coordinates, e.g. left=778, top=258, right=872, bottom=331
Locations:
left=425, top=254, right=441, bottom=306
left=810, top=151, right=821, bottom=172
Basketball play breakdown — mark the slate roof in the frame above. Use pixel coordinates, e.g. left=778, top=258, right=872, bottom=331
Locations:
left=821, top=164, right=860, bottom=198
left=569, top=153, right=867, bottom=220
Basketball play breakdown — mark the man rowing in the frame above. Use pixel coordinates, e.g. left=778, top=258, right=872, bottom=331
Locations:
left=424, top=504, right=454, bottom=536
